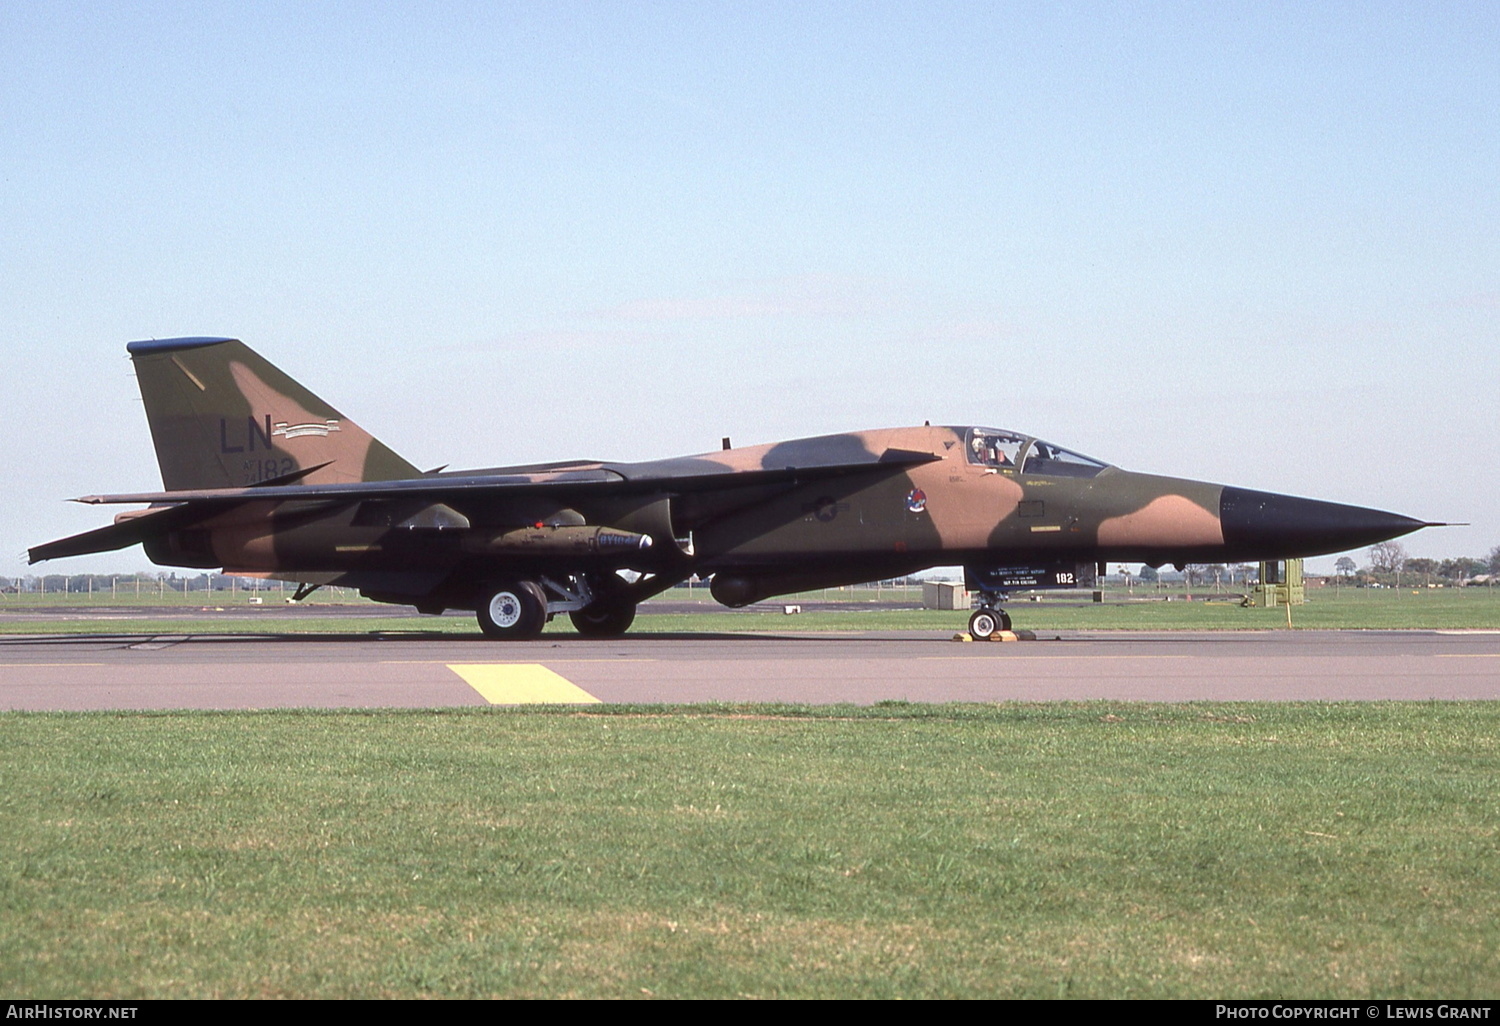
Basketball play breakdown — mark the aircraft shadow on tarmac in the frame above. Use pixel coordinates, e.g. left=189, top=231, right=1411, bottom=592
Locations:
left=0, top=630, right=954, bottom=647
left=0, top=629, right=1325, bottom=649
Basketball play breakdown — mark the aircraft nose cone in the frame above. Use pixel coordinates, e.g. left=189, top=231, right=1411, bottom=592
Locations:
left=1219, top=486, right=1429, bottom=558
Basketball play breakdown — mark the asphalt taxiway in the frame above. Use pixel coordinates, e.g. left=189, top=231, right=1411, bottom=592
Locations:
left=2, top=629, right=1498, bottom=709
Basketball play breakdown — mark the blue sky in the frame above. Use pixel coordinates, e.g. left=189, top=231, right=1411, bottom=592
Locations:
left=3, top=2, right=1496, bottom=576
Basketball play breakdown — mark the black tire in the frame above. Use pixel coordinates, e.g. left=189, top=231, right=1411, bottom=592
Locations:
left=569, top=602, right=637, bottom=638
left=969, top=608, right=998, bottom=640
left=968, top=608, right=1011, bottom=639
left=477, top=580, right=548, bottom=640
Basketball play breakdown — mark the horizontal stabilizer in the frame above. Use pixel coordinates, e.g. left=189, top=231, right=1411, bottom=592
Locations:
left=28, top=504, right=214, bottom=563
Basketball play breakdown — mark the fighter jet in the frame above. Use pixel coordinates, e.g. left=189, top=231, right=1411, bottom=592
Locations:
left=30, top=337, right=1437, bottom=639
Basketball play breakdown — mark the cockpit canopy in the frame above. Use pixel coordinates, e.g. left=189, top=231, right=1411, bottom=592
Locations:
left=964, top=427, right=1109, bottom=478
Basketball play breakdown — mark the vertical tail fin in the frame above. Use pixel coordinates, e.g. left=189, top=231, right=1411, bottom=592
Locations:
left=127, top=337, right=420, bottom=490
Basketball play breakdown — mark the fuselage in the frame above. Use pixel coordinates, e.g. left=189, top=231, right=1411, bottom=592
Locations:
left=135, top=424, right=1426, bottom=610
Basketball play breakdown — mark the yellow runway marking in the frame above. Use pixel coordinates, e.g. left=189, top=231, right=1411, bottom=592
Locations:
left=448, top=664, right=601, bottom=705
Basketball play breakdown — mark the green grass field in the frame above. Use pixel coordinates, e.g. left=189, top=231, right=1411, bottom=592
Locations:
left=2, top=703, right=1497, bottom=998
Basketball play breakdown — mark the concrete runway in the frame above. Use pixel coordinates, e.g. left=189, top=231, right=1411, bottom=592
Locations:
left=2, top=629, right=1498, bottom=709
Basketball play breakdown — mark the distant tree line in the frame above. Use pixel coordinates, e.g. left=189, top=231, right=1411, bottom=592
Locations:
left=1122, top=564, right=1256, bottom=588
left=1119, top=544, right=1500, bottom=591
left=1334, top=542, right=1500, bottom=588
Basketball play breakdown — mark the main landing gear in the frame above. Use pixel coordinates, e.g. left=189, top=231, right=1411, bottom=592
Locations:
left=477, top=579, right=549, bottom=640
left=475, top=574, right=642, bottom=641
left=967, top=597, right=1012, bottom=641
left=569, top=602, right=636, bottom=638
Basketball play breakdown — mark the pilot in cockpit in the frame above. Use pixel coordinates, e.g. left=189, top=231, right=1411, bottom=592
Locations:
left=970, top=434, right=1013, bottom=467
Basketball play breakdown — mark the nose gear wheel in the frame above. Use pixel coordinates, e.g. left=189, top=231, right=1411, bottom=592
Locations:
left=968, top=607, right=1011, bottom=641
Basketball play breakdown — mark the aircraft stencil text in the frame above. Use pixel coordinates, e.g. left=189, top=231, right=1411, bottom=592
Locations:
left=219, top=414, right=274, bottom=454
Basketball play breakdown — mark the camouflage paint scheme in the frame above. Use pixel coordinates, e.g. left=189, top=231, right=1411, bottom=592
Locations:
left=31, top=338, right=1432, bottom=638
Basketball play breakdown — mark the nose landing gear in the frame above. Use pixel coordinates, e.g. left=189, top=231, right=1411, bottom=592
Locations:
left=967, top=587, right=1013, bottom=641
